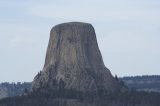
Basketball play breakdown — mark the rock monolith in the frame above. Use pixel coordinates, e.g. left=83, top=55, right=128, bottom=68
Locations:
left=32, top=22, right=120, bottom=92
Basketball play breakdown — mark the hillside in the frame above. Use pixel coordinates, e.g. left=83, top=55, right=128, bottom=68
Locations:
left=0, top=85, right=160, bottom=106
left=0, top=82, right=31, bottom=99
left=121, top=75, right=160, bottom=92
left=0, top=75, right=160, bottom=100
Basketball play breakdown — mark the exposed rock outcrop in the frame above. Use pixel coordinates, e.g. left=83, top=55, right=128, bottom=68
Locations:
left=0, top=87, right=8, bottom=99
left=32, top=22, right=120, bottom=92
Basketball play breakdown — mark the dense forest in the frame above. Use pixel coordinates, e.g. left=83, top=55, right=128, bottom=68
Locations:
left=1, top=75, right=160, bottom=100
left=0, top=79, right=160, bottom=106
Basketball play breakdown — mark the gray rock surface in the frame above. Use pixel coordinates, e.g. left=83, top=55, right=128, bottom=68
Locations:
left=32, top=22, right=120, bottom=92
left=0, top=87, right=8, bottom=99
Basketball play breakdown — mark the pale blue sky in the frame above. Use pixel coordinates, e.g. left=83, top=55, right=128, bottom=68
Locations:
left=0, top=0, right=160, bottom=82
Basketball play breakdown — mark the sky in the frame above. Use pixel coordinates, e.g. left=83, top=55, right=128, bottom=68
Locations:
left=0, top=0, right=160, bottom=82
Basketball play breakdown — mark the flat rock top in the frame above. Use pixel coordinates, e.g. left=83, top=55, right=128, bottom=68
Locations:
left=54, top=22, right=91, bottom=27
left=51, top=22, right=93, bottom=35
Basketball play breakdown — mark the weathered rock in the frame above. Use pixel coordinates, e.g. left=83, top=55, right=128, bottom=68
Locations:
left=32, top=22, right=120, bottom=92
left=0, top=87, right=8, bottom=99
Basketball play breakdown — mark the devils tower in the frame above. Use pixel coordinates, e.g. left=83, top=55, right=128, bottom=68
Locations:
left=1, top=22, right=160, bottom=106
left=32, top=22, right=120, bottom=92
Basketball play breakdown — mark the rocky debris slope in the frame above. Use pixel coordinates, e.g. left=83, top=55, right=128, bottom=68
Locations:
left=32, top=22, right=121, bottom=92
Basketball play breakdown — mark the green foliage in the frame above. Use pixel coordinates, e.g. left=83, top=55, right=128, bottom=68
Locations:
left=1, top=76, right=160, bottom=106
left=1, top=86, right=160, bottom=106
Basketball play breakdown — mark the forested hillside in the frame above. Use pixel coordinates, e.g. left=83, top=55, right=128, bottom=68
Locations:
left=0, top=75, right=160, bottom=100
left=0, top=82, right=31, bottom=99
left=120, top=75, right=160, bottom=92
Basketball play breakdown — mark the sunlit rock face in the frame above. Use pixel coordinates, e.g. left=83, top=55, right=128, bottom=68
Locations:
left=32, top=22, right=120, bottom=92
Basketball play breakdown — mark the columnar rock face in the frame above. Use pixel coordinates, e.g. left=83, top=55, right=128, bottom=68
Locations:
left=32, top=22, right=119, bottom=92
